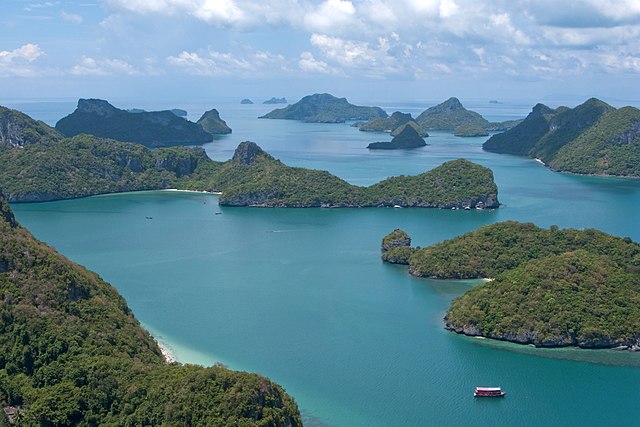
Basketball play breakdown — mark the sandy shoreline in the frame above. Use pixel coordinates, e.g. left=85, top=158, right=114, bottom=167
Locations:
left=162, top=188, right=223, bottom=195
left=156, top=340, right=178, bottom=364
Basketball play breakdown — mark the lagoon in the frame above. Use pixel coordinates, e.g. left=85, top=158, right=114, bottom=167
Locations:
left=9, top=99, right=640, bottom=426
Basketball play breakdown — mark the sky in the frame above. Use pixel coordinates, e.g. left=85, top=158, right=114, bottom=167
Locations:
left=1, top=0, right=639, bottom=104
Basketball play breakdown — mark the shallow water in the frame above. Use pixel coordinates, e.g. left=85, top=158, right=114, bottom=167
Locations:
left=9, top=98, right=640, bottom=426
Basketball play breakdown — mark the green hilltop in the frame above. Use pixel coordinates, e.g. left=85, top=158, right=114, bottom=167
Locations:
left=0, top=192, right=302, bottom=425
left=259, top=93, right=388, bottom=123
left=483, top=98, right=640, bottom=177
left=0, top=106, right=500, bottom=209
left=0, top=106, right=62, bottom=148
left=380, top=221, right=640, bottom=350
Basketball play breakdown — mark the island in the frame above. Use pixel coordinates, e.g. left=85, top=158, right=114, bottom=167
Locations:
left=197, top=108, right=232, bottom=134
left=483, top=97, right=640, bottom=177
left=367, top=125, right=427, bottom=149
left=259, top=93, right=388, bottom=123
left=263, top=97, right=287, bottom=104
left=356, top=111, right=428, bottom=137
left=240, top=98, right=254, bottom=104
left=380, top=221, right=640, bottom=350
left=0, top=192, right=302, bottom=425
left=55, top=99, right=214, bottom=148
left=415, top=97, right=522, bottom=135
left=0, top=106, right=500, bottom=208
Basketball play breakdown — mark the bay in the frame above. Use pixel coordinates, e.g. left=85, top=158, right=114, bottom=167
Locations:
left=8, top=98, right=640, bottom=426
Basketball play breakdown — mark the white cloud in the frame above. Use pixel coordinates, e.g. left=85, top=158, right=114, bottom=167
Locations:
left=167, top=49, right=290, bottom=76
left=0, top=44, right=45, bottom=77
left=299, top=51, right=338, bottom=74
left=61, top=11, right=84, bottom=24
left=71, top=56, right=139, bottom=75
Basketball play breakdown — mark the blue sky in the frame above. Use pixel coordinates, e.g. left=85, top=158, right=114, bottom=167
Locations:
left=1, top=0, right=639, bottom=103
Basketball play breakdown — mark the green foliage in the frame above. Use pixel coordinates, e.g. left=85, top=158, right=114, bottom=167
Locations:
left=367, top=125, right=426, bottom=149
left=381, top=229, right=411, bottom=251
left=259, top=93, right=387, bottom=123
left=196, top=109, right=232, bottom=135
left=483, top=103, right=556, bottom=155
left=445, top=250, right=640, bottom=348
left=358, top=112, right=413, bottom=133
left=549, top=106, right=640, bottom=176
left=408, top=221, right=640, bottom=279
left=453, top=123, right=489, bottom=137
left=55, top=99, right=212, bottom=147
left=216, top=153, right=499, bottom=208
left=0, top=106, right=62, bottom=148
left=0, top=196, right=302, bottom=426
left=381, top=247, right=414, bottom=265
left=483, top=98, right=639, bottom=177
left=415, top=98, right=489, bottom=130
left=0, top=135, right=218, bottom=202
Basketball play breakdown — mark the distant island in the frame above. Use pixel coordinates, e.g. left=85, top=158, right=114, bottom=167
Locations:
left=0, top=191, right=302, bottom=425
left=483, top=98, right=640, bottom=177
left=414, top=97, right=522, bottom=136
left=263, top=97, right=287, bottom=104
left=197, top=108, right=232, bottom=134
left=128, top=108, right=188, bottom=117
left=259, top=93, right=388, bottom=123
left=367, top=125, right=427, bottom=149
left=381, top=221, right=640, bottom=350
left=0, top=106, right=499, bottom=208
left=240, top=98, right=254, bottom=104
left=356, top=111, right=429, bottom=137
left=54, top=99, right=218, bottom=148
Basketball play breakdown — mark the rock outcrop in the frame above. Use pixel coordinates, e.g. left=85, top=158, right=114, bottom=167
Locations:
left=367, top=125, right=427, bottom=149
left=0, top=105, right=62, bottom=148
left=197, top=108, right=232, bottom=134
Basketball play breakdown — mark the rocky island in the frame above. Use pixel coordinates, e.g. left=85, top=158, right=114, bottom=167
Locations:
left=55, top=99, right=214, bottom=148
left=357, top=111, right=428, bottom=137
left=197, top=108, right=232, bottom=134
left=1, top=106, right=499, bottom=209
left=259, top=93, right=388, bottom=123
left=0, top=191, right=302, bottom=425
left=415, top=97, right=522, bottom=135
left=263, top=97, right=287, bottom=104
left=367, top=125, right=427, bottom=149
left=483, top=97, right=640, bottom=177
left=381, top=221, right=640, bottom=350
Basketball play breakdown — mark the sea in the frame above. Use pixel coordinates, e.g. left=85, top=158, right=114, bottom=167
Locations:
left=6, top=97, right=640, bottom=426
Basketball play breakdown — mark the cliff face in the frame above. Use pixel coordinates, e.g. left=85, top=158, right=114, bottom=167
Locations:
left=55, top=99, right=213, bottom=147
left=0, top=106, right=62, bottom=148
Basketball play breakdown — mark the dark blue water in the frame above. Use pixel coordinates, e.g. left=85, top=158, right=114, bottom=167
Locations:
left=9, top=99, right=640, bottom=426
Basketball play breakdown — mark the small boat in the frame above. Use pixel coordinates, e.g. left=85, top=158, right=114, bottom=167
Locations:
left=474, top=387, right=506, bottom=397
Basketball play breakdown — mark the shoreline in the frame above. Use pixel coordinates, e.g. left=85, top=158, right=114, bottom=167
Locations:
left=162, top=188, right=223, bottom=195
left=157, top=340, right=178, bottom=364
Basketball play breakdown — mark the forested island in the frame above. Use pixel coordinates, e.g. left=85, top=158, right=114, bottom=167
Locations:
left=356, top=112, right=428, bottom=137
left=0, top=192, right=302, bottom=425
left=483, top=98, right=640, bottom=177
left=0, top=106, right=499, bottom=208
left=54, top=99, right=230, bottom=148
left=259, top=93, right=387, bottom=123
left=380, top=221, right=640, bottom=350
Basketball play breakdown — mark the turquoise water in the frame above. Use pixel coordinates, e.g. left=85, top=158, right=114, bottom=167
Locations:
left=8, top=99, right=640, bottom=426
